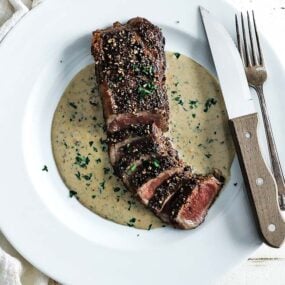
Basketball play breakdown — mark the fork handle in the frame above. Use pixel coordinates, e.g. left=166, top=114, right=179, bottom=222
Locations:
left=230, top=113, right=285, bottom=248
left=255, top=85, right=285, bottom=210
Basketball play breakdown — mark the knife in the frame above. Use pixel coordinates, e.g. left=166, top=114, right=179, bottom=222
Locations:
left=200, top=6, right=285, bottom=248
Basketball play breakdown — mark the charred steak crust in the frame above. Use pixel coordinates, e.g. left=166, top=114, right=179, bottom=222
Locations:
left=92, top=17, right=169, bottom=132
left=91, top=17, right=224, bottom=230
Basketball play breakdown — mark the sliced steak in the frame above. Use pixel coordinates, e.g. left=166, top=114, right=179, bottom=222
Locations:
left=167, top=174, right=223, bottom=229
left=91, top=17, right=169, bottom=132
left=92, top=18, right=225, bottom=230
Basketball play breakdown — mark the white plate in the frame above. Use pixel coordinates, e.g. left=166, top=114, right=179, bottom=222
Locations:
left=1, top=0, right=285, bottom=284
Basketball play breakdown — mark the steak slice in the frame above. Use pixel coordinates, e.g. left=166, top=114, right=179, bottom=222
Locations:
left=128, top=155, right=184, bottom=205
left=137, top=167, right=184, bottom=205
left=111, top=124, right=178, bottom=177
left=167, top=174, right=223, bottom=229
left=148, top=167, right=191, bottom=214
left=108, top=123, right=162, bottom=166
left=108, top=123, right=154, bottom=165
left=91, top=17, right=169, bottom=132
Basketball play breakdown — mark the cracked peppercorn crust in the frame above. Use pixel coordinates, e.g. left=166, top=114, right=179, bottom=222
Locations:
left=91, top=17, right=169, bottom=132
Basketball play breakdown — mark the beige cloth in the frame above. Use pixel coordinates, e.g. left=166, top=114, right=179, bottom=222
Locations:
left=0, top=0, right=43, bottom=41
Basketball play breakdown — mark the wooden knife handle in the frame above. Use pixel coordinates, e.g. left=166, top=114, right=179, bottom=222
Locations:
left=229, top=113, right=285, bottom=248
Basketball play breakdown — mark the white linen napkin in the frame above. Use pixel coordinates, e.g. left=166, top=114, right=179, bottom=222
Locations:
left=0, top=0, right=43, bottom=41
left=0, top=3, right=48, bottom=285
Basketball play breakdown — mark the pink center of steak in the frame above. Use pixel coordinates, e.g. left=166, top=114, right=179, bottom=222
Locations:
left=175, top=177, right=221, bottom=229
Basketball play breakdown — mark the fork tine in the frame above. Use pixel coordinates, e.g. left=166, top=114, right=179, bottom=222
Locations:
left=235, top=14, right=246, bottom=65
left=252, top=10, right=264, bottom=65
left=241, top=12, right=252, bottom=66
left=247, top=11, right=258, bottom=65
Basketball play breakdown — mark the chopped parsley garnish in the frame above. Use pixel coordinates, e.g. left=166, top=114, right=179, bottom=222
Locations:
left=89, top=97, right=98, bottom=106
left=204, top=98, right=217, bottom=112
left=192, top=113, right=196, bottom=118
left=127, top=200, right=136, bottom=211
left=95, top=158, right=101, bottom=164
left=113, top=187, right=121, bottom=192
left=138, top=82, right=157, bottom=98
left=127, top=217, right=136, bottom=227
left=132, top=64, right=154, bottom=77
left=42, top=165, right=48, bottom=172
left=204, top=153, right=212, bottom=159
left=234, top=183, right=238, bottom=186
left=207, top=138, right=214, bottom=144
left=103, top=167, right=111, bottom=174
left=68, top=102, right=77, bottom=109
left=75, top=153, right=90, bottom=168
left=189, top=100, right=199, bottom=109
left=92, top=195, right=96, bottom=199
left=93, top=146, right=98, bottom=152
left=69, top=190, right=77, bottom=198
left=82, top=173, right=92, bottom=181
left=148, top=224, right=152, bottom=230
left=131, top=64, right=140, bottom=73
left=153, top=159, right=160, bottom=168
left=142, top=65, right=154, bottom=76
left=99, top=138, right=107, bottom=152
left=129, top=164, right=137, bottom=172
left=99, top=180, right=105, bottom=193
left=89, top=141, right=94, bottom=147
left=75, top=171, right=81, bottom=180
left=174, top=82, right=179, bottom=87
left=174, top=52, right=181, bottom=59
left=174, top=95, right=183, bottom=106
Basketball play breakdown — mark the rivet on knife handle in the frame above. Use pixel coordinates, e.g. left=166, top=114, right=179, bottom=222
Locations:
left=229, top=113, right=285, bottom=248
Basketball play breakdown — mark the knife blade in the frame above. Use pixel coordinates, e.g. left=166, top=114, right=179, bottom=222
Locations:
left=200, top=6, right=285, bottom=248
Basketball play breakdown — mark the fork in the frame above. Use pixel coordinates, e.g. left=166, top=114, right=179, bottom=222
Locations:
left=235, top=11, right=285, bottom=210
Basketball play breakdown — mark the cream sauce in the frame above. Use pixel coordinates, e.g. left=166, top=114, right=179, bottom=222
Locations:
left=51, top=52, right=234, bottom=230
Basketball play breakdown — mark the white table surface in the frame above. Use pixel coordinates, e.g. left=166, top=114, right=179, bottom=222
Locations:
left=1, top=0, right=285, bottom=284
